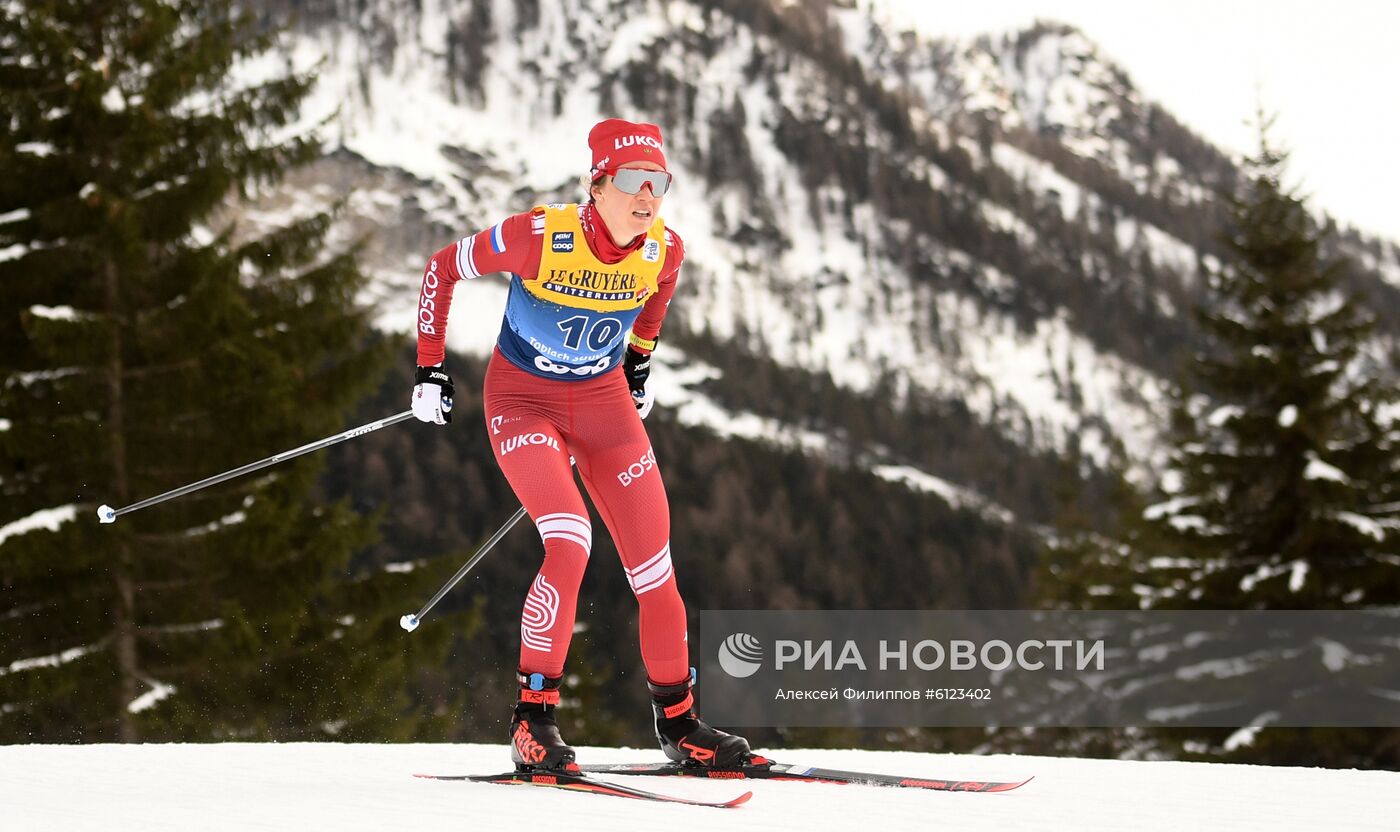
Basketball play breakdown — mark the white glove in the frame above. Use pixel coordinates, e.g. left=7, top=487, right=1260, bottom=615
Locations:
left=412, top=365, right=454, bottom=425
left=632, top=381, right=655, bottom=420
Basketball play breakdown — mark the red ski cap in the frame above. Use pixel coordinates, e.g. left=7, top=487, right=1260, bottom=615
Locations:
left=589, top=118, right=666, bottom=177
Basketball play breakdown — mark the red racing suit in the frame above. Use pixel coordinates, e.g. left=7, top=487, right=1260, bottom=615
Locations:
left=415, top=202, right=689, bottom=687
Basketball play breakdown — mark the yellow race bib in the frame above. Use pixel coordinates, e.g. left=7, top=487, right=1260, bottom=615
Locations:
left=521, top=204, right=666, bottom=312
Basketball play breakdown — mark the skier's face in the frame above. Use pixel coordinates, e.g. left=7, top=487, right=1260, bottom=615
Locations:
left=592, top=161, right=667, bottom=243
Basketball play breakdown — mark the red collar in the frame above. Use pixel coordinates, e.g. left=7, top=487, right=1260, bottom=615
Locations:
left=581, top=203, right=644, bottom=264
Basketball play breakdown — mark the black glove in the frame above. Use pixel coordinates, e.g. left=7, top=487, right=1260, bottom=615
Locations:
left=412, top=365, right=454, bottom=424
left=623, top=345, right=655, bottom=419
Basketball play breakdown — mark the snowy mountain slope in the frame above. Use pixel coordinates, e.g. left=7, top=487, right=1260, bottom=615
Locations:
left=252, top=2, right=1160, bottom=428
left=2, top=742, right=1395, bottom=831
left=236, top=0, right=1398, bottom=499
left=845, top=13, right=1214, bottom=194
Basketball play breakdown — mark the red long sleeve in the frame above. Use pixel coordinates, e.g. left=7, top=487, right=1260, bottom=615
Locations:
left=630, top=229, right=684, bottom=354
left=415, top=211, right=539, bottom=366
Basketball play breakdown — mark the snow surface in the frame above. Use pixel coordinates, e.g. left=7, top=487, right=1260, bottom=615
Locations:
left=0, top=742, right=1394, bottom=831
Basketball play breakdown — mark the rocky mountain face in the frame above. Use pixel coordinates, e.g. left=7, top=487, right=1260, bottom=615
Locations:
left=244, top=0, right=1400, bottom=530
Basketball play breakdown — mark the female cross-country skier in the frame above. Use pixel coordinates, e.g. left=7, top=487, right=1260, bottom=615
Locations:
left=410, top=118, right=751, bottom=772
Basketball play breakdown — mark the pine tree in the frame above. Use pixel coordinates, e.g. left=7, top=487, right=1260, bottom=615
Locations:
left=0, top=0, right=452, bottom=742
left=1144, top=124, right=1400, bottom=610
left=1028, top=122, right=1400, bottom=767
left=1137, top=122, right=1400, bottom=767
left=1037, top=476, right=1154, bottom=611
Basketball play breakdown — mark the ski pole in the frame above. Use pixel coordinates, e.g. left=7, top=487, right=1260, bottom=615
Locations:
left=97, top=410, right=416, bottom=524
left=398, top=458, right=575, bottom=632
left=398, top=504, right=529, bottom=632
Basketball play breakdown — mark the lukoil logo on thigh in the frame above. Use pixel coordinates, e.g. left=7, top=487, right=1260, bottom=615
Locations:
left=500, top=432, right=561, bottom=456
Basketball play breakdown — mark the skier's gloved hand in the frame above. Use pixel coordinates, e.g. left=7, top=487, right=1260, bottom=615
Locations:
left=623, top=344, right=655, bottom=420
left=412, top=364, right=454, bottom=424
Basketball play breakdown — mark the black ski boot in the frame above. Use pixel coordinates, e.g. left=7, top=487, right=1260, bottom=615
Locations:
left=650, top=676, right=751, bottom=768
left=509, top=672, right=577, bottom=772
